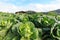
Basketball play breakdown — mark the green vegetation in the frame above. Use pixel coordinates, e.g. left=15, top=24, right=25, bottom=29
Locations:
left=0, top=11, right=60, bottom=40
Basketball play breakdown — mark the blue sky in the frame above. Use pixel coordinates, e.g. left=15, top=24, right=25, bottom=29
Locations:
left=0, top=0, right=53, bottom=6
left=0, top=0, right=60, bottom=13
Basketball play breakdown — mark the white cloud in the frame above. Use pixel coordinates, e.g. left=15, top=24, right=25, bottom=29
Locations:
left=0, top=2, right=24, bottom=13
left=0, top=0, right=60, bottom=13
left=28, top=3, right=60, bottom=12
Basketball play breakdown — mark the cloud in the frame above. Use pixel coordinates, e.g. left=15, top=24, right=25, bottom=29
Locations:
left=28, top=3, right=60, bottom=12
left=0, top=1, right=25, bottom=13
left=0, top=0, right=60, bottom=13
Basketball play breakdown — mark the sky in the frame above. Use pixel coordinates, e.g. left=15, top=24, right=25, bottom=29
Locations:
left=0, top=0, right=60, bottom=13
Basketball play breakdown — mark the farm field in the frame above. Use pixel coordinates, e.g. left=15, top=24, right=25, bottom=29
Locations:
left=0, top=12, right=60, bottom=40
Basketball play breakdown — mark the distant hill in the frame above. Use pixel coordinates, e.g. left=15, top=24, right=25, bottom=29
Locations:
left=51, top=9, right=60, bottom=14
left=15, top=11, right=36, bottom=14
left=54, top=9, right=60, bottom=13
left=15, top=9, right=60, bottom=14
left=44, top=9, right=60, bottom=14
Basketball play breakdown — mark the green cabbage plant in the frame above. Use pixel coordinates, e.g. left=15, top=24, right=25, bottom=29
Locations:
left=51, top=21, right=60, bottom=40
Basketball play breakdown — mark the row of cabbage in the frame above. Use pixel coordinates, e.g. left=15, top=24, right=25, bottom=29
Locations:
left=0, top=12, right=60, bottom=40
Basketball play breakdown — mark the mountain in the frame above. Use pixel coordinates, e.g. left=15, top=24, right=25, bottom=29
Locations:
left=52, top=9, right=60, bottom=14
left=15, top=9, right=60, bottom=14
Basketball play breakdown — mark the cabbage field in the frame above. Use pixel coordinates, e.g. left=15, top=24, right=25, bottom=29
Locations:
left=0, top=12, right=60, bottom=40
